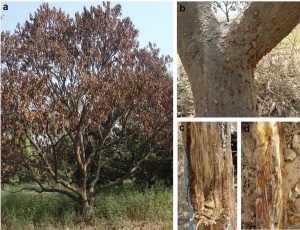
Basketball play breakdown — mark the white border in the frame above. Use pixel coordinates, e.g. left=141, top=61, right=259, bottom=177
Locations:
left=1, top=1, right=300, bottom=230
left=177, top=117, right=300, bottom=122
left=172, top=1, right=178, bottom=230
left=175, top=3, right=300, bottom=230
left=237, top=121, right=242, bottom=230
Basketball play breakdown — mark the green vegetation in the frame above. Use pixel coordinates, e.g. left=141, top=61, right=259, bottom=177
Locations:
left=1, top=183, right=172, bottom=230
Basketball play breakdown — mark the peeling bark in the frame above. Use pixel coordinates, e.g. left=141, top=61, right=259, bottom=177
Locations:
left=252, top=122, right=286, bottom=229
left=183, top=122, right=236, bottom=230
left=241, top=125, right=256, bottom=229
left=178, top=2, right=300, bottom=117
left=242, top=122, right=286, bottom=229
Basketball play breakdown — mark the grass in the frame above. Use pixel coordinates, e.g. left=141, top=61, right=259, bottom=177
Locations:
left=1, top=183, right=172, bottom=230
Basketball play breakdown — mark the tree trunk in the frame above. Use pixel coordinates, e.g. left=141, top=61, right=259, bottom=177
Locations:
left=225, top=5, right=229, bottom=22
left=183, top=122, right=236, bottom=230
left=252, top=122, right=286, bottom=229
left=242, top=122, right=286, bottom=229
left=226, top=13, right=230, bottom=23
left=80, top=196, right=95, bottom=224
left=241, top=124, right=256, bottom=229
left=79, top=164, right=95, bottom=224
left=178, top=2, right=300, bottom=117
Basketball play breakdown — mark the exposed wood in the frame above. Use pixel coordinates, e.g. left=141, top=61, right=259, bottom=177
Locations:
left=252, top=122, right=286, bottom=229
left=241, top=125, right=256, bottom=229
left=182, top=122, right=236, bottom=230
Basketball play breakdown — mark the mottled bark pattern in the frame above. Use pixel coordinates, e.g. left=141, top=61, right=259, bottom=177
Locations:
left=252, top=122, right=286, bottom=229
left=178, top=2, right=300, bottom=117
left=183, top=122, right=236, bottom=230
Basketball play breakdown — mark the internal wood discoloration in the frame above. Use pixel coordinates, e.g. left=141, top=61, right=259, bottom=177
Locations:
left=253, top=122, right=286, bottom=229
left=182, top=122, right=236, bottom=230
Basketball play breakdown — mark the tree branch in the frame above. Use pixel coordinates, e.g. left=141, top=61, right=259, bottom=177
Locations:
left=26, top=135, right=81, bottom=195
left=230, top=2, right=300, bottom=65
left=87, top=108, right=134, bottom=194
left=33, top=177, right=81, bottom=204
left=85, top=107, right=133, bottom=168
left=217, top=3, right=227, bottom=16
left=73, top=106, right=87, bottom=171
left=2, top=178, right=81, bottom=205
left=84, top=116, right=119, bottom=168
left=88, top=153, right=116, bottom=196
left=94, top=152, right=151, bottom=194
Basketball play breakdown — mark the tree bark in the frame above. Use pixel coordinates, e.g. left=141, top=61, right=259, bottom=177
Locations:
left=242, top=122, right=286, bottom=229
left=241, top=124, right=256, bottom=229
left=183, top=122, right=236, bottom=230
left=252, top=122, right=286, bottom=229
left=178, top=2, right=300, bottom=117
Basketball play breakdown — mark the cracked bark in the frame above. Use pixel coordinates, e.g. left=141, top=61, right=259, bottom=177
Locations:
left=178, top=2, right=300, bottom=117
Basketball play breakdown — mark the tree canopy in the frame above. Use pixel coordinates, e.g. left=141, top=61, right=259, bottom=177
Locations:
left=1, top=2, right=172, bottom=215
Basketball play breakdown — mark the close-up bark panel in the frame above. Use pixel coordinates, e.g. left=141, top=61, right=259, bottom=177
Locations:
left=178, top=122, right=236, bottom=230
left=177, top=2, right=300, bottom=117
left=242, top=122, right=300, bottom=229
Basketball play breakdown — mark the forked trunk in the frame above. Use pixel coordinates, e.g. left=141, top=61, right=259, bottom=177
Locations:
left=178, top=2, right=300, bottom=117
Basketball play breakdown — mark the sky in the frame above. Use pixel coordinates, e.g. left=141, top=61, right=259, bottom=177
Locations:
left=1, top=1, right=173, bottom=58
